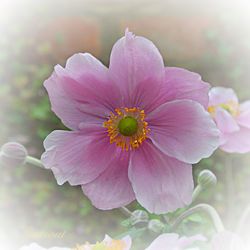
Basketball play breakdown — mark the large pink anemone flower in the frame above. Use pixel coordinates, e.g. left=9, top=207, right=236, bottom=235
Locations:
left=208, top=87, right=250, bottom=153
left=42, top=30, right=219, bottom=214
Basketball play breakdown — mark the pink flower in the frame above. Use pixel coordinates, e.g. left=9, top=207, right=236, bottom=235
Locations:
left=20, top=235, right=131, bottom=250
left=145, top=233, right=205, bottom=250
left=19, top=243, right=69, bottom=250
left=42, top=30, right=219, bottom=214
left=211, top=231, right=246, bottom=250
left=208, top=87, right=250, bottom=153
left=89, top=235, right=131, bottom=250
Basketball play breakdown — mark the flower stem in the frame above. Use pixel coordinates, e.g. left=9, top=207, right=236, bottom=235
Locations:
left=25, top=156, right=44, bottom=168
left=225, top=155, right=234, bottom=227
left=119, top=206, right=132, bottom=217
left=171, top=203, right=224, bottom=232
left=192, top=184, right=203, bottom=202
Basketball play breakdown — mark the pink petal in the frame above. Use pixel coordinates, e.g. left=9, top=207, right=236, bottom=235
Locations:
left=109, top=30, right=164, bottom=106
left=146, top=234, right=179, bottom=250
left=127, top=77, right=163, bottom=114
left=178, top=235, right=206, bottom=248
left=237, top=101, right=250, bottom=129
left=146, top=233, right=205, bottom=250
left=41, top=130, right=120, bottom=185
left=103, top=235, right=132, bottom=250
left=209, top=87, right=238, bottom=106
left=82, top=149, right=135, bottom=210
left=220, top=126, right=250, bottom=153
left=127, top=67, right=210, bottom=114
left=147, top=100, right=219, bottom=164
left=20, top=243, right=70, bottom=250
left=163, top=67, right=210, bottom=108
left=211, top=231, right=246, bottom=250
left=65, top=53, right=107, bottom=81
left=44, top=53, right=121, bottom=130
left=129, top=141, right=193, bottom=214
left=214, top=108, right=240, bottom=133
left=121, top=235, right=132, bottom=250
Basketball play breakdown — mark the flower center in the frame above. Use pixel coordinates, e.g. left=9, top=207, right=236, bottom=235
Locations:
left=103, top=107, right=150, bottom=151
left=208, top=100, right=239, bottom=117
left=118, top=116, right=138, bottom=136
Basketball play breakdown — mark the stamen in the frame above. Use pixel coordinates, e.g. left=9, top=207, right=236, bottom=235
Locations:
left=103, top=107, right=150, bottom=151
left=71, top=239, right=126, bottom=250
left=208, top=100, right=239, bottom=117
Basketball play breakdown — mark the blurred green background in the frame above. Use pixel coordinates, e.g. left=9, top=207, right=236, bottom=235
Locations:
left=0, top=0, right=250, bottom=249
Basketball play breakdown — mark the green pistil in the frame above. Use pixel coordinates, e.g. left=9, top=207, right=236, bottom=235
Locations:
left=118, top=116, right=138, bottom=136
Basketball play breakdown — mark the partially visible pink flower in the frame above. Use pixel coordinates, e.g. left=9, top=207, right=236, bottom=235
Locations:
left=145, top=233, right=205, bottom=250
left=19, top=243, right=69, bottom=250
left=208, top=87, right=250, bottom=153
left=20, top=235, right=131, bottom=250
left=211, top=231, right=246, bottom=250
left=42, top=30, right=219, bottom=214
left=92, top=235, right=131, bottom=250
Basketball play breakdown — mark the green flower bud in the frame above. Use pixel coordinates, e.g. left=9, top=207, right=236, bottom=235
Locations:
left=198, top=169, right=217, bottom=188
left=148, top=219, right=165, bottom=233
left=130, top=210, right=149, bottom=227
left=0, top=142, right=28, bottom=167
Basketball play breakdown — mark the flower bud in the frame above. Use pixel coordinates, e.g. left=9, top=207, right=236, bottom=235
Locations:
left=130, top=210, right=149, bottom=227
left=148, top=219, right=165, bottom=233
left=198, top=169, right=217, bottom=188
left=0, top=142, right=28, bottom=167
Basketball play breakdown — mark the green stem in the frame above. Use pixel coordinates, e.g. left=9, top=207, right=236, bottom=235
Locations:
left=225, top=155, right=234, bottom=227
left=192, top=184, right=203, bottom=202
left=25, top=156, right=44, bottom=168
left=171, top=203, right=224, bottom=232
left=120, top=206, right=132, bottom=217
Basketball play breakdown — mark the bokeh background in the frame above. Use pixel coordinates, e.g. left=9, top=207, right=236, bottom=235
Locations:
left=1, top=0, right=250, bottom=249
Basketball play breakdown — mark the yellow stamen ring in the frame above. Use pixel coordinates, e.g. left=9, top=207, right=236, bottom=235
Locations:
left=103, top=107, right=150, bottom=151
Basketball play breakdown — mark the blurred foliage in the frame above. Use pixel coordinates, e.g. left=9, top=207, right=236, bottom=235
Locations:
left=0, top=1, right=250, bottom=249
